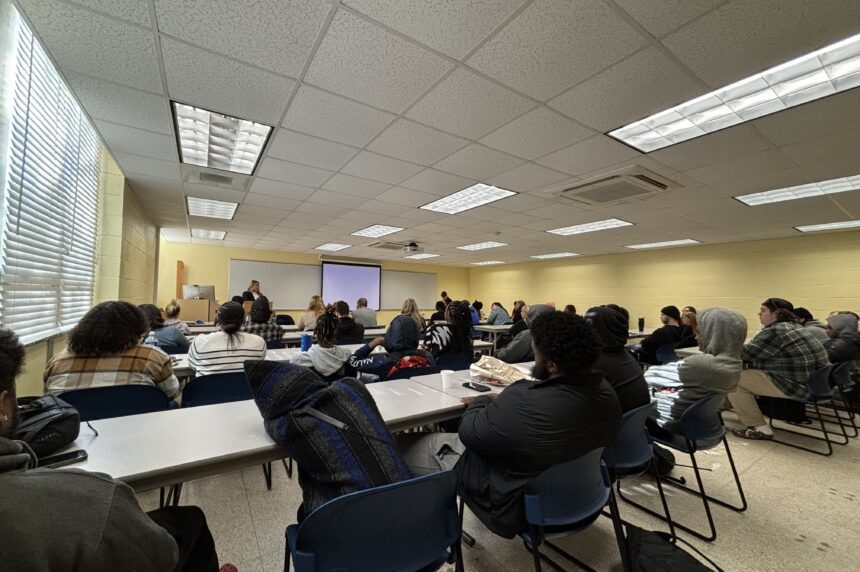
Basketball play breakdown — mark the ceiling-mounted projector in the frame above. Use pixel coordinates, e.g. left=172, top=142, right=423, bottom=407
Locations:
left=402, top=242, right=422, bottom=253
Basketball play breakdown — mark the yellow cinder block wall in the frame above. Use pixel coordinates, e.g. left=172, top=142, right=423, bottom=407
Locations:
left=468, top=231, right=860, bottom=332
left=156, top=240, right=470, bottom=324
left=118, top=184, right=158, bottom=305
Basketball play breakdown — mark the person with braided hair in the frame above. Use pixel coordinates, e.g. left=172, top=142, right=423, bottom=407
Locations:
left=291, top=307, right=353, bottom=380
left=423, top=300, right=473, bottom=358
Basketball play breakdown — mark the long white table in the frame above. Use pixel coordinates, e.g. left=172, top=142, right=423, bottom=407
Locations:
left=188, top=324, right=301, bottom=334
left=474, top=324, right=513, bottom=352
left=67, top=378, right=464, bottom=492
left=412, top=361, right=534, bottom=399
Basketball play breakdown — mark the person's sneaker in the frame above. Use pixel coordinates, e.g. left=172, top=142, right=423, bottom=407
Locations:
left=219, top=565, right=238, bottom=572
left=731, top=427, right=774, bottom=440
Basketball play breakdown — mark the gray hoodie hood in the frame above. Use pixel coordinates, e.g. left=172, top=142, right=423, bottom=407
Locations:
left=698, top=307, right=747, bottom=358
left=826, top=313, right=858, bottom=338
left=525, top=304, right=553, bottom=326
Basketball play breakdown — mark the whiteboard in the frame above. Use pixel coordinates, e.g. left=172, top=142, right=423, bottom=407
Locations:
left=381, top=270, right=437, bottom=309
left=229, top=260, right=320, bottom=309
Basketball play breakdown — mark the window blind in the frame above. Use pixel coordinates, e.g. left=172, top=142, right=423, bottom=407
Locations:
left=0, top=15, right=101, bottom=345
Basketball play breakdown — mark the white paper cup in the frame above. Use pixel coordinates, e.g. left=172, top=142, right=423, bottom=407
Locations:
left=440, top=370, right=456, bottom=389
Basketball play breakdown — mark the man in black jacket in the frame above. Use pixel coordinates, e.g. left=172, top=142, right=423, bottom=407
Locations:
left=398, top=311, right=622, bottom=538
left=334, top=300, right=365, bottom=344
left=633, top=305, right=684, bottom=365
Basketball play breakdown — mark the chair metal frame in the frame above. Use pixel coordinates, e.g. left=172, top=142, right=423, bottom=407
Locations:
left=618, top=394, right=747, bottom=542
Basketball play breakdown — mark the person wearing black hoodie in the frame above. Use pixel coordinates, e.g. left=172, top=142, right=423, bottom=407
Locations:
left=333, top=300, right=365, bottom=344
left=348, top=315, right=435, bottom=380
left=633, top=305, right=684, bottom=365
left=585, top=305, right=650, bottom=413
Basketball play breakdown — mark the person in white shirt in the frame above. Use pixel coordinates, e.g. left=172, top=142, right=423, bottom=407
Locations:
left=188, top=302, right=266, bottom=377
left=352, top=297, right=378, bottom=328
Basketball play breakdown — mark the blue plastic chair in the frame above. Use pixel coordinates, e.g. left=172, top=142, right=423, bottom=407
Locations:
left=518, top=448, right=628, bottom=572
left=620, top=393, right=746, bottom=542
left=828, top=362, right=858, bottom=438
left=158, top=344, right=186, bottom=355
left=435, top=352, right=474, bottom=371
left=386, top=366, right=440, bottom=380
left=656, top=343, right=678, bottom=365
left=59, top=385, right=171, bottom=421
left=603, top=403, right=675, bottom=539
left=181, top=372, right=293, bottom=494
left=768, top=364, right=850, bottom=455
left=266, top=339, right=287, bottom=349
left=285, top=470, right=462, bottom=572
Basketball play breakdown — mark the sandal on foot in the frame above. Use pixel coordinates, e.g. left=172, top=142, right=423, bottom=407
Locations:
left=732, top=427, right=774, bottom=440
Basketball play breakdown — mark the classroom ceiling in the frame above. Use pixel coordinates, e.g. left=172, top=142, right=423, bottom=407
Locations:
left=16, top=0, right=860, bottom=266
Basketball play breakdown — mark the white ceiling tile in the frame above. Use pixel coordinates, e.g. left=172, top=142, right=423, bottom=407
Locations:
left=340, top=151, right=424, bottom=184
left=344, top=0, right=527, bottom=59
left=161, top=37, right=295, bottom=124
left=236, top=204, right=292, bottom=219
left=398, top=168, right=477, bottom=196
left=406, top=68, right=534, bottom=138
left=70, top=0, right=151, bottom=26
left=434, top=144, right=525, bottom=180
left=648, top=126, right=772, bottom=171
left=374, top=187, right=440, bottom=207
left=242, top=192, right=303, bottom=211
left=304, top=10, right=452, bottom=112
left=683, top=149, right=797, bottom=188
left=536, top=135, right=640, bottom=176
left=154, top=0, right=329, bottom=77
left=466, top=0, right=648, bottom=101
left=266, top=129, right=360, bottom=171
left=354, top=200, right=413, bottom=216
left=548, top=47, right=705, bottom=132
left=321, top=173, right=391, bottom=198
left=282, top=85, right=395, bottom=146
left=480, top=107, right=593, bottom=160
left=248, top=177, right=316, bottom=201
left=614, top=0, right=723, bottom=38
left=114, top=153, right=180, bottom=181
left=65, top=72, right=173, bottom=133
left=487, top=162, right=569, bottom=193
left=306, top=189, right=368, bottom=209
left=232, top=212, right=282, bottom=226
left=752, top=89, right=860, bottom=148
left=367, top=119, right=469, bottom=165
left=182, top=182, right=246, bottom=204
left=256, top=158, right=334, bottom=187
left=128, top=175, right=184, bottom=202
left=491, top=192, right=555, bottom=213
left=662, top=0, right=860, bottom=87
left=96, top=121, right=177, bottom=162
left=779, top=130, right=860, bottom=181
left=293, top=201, right=343, bottom=219
left=19, top=0, right=162, bottom=92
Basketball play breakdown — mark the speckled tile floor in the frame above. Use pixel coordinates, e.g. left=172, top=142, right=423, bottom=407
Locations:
left=137, top=411, right=860, bottom=571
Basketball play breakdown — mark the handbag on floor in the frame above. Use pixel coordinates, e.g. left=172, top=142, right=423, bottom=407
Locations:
left=625, top=524, right=722, bottom=571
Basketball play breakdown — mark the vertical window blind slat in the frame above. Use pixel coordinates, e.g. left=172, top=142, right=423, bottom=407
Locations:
left=0, top=15, right=101, bottom=345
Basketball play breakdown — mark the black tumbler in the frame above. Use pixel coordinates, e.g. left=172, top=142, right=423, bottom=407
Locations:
left=637, top=317, right=644, bottom=332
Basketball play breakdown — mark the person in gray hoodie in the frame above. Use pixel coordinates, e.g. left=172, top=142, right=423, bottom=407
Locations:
left=496, top=304, right=553, bottom=364
left=291, top=309, right=353, bottom=380
left=823, top=312, right=860, bottom=363
left=646, top=308, right=747, bottom=433
left=0, top=327, right=222, bottom=571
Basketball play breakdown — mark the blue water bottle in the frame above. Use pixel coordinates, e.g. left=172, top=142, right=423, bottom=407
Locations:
left=300, top=334, right=312, bottom=351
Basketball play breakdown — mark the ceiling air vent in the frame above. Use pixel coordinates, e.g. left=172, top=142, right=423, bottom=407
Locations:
left=180, top=164, right=252, bottom=191
left=367, top=241, right=407, bottom=251
left=557, top=166, right=676, bottom=206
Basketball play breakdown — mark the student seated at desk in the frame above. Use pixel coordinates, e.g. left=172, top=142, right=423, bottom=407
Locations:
left=298, top=295, right=326, bottom=331
left=163, top=299, right=192, bottom=335
left=423, top=300, right=473, bottom=359
left=677, top=306, right=698, bottom=349
left=291, top=309, right=353, bottom=380
left=188, top=302, right=266, bottom=377
left=401, top=297, right=426, bottom=332
left=823, top=312, right=860, bottom=363
left=429, top=301, right=446, bottom=323
left=352, top=297, right=378, bottom=328
left=793, top=307, right=830, bottom=342
left=486, top=302, right=510, bottom=325
left=631, top=305, right=684, bottom=365
left=241, top=296, right=282, bottom=342
left=0, top=328, right=225, bottom=571
left=44, top=302, right=181, bottom=401
left=495, top=304, right=552, bottom=364
left=398, top=311, right=621, bottom=538
left=348, top=315, right=434, bottom=380
left=333, top=300, right=364, bottom=344
left=140, top=303, right=190, bottom=352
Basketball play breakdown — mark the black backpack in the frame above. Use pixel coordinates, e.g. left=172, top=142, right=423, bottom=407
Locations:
left=626, top=525, right=722, bottom=571
left=13, top=395, right=81, bottom=457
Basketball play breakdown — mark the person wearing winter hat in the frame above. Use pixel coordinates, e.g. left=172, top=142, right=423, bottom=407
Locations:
left=793, top=307, right=830, bottom=342
left=631, top=305, right=684, bottom=365
left=823, top=312, right=860, bottom=363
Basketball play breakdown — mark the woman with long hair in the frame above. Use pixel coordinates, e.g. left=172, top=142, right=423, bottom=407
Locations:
left=187, top=301, right=266, bottom=377
left=424, top=300, right=474, bottom=357
left=242, top=279, right=262, bottom=301
left=400, top=298, right=426, bottom=332
left=486, top=302, right=510, bottom=325
left=298, top=295, right=326, bottom=331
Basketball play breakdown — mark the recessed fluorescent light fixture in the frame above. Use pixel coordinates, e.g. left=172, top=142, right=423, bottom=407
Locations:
left=404, top=253, right=440, bottom=260
left=172, top=101, right=272, bottom=174
left=186, top=196, right=238, bottom=220
left=735, top=174, right=860, bottom=206
left=608, top=32, right=860, bottom=152
left=456, top=241, right=507, bottom=251
left=190, top=228, right=226, bottom=240
left=420, top=183, right=516, bottom=214
left=471, top=260, right=504, bottom=266
left=626, top=239, right=701, bottom=250
left=547, top=218, right=632, bottom=236
left=351, top=224, right=404, bottom=238
left=530, top=252, right=580, bottom=259
left=795, top=220, right=860, bottom=233
left=314, top=243, right=351, bottom=251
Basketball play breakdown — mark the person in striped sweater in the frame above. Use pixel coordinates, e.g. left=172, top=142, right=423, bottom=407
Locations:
left=188, top=302, right=266, bottom=377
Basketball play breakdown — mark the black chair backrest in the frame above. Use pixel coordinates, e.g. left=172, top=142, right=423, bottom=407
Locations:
left=59, top=385, right=171, bottom=421
left=656, top=343, right=678, bottom=365
left=806, top=365, right=836, bottom=400
left=275, top=315, right=295, bottom=326
left=678, top=393, right=726, bottom=443
left=435, top=352, right=473, bottom=371
left=181, top=372, right=252, bottom=407
left=829, top=362, right=852, bottom=388
left=266, top=339, right=286, bottom=349
left=158, top=344, right=185, bottom=355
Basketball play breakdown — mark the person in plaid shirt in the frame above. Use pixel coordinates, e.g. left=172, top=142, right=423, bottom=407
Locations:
left=728, top=298, right=829, bottom=440
left=241, top=296, right=283, bottom=342
left=44, top=301, right=180, bottom=401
